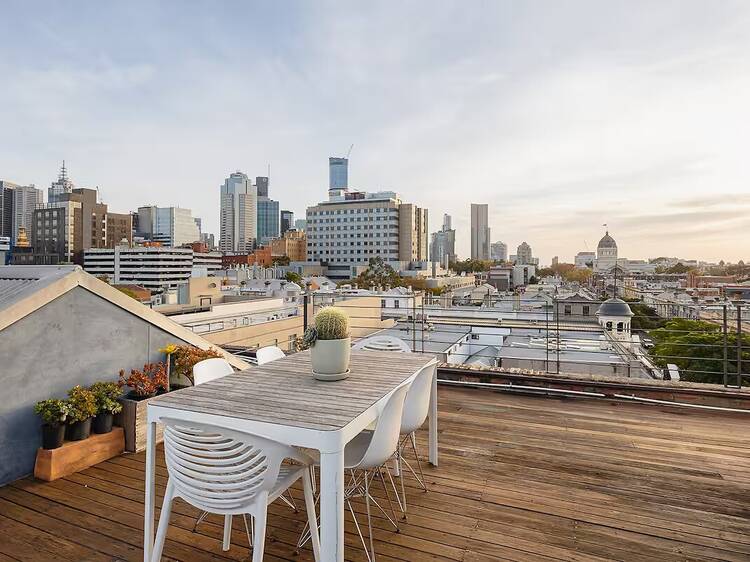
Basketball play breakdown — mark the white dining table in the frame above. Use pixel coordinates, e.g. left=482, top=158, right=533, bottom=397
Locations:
left=143, top=350, right=439, bottom=562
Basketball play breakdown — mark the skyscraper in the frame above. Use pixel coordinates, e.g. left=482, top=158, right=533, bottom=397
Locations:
left=219, top=171, right=257, bottom=253
left=137, top=206, right=201, bottom=247
left=490, top=241, right=508, bottom=262
left=257, top=198, right=280, bottom=244
left=329, top=157, right=348, bottom=190
left=430, top=213, right=456, bottom=267
left=256, top=176, right=269, bottom=198
left=280, top=210, right=294, bottom=235
left=515, top=241, right=533, bottom=265
left=48, top=161, right=73, bottom=204
left=470, top=203, right=490, bottom=260
left=12, top=184, right=43, bottom=245
left=0, top=180, right=19, bottom=239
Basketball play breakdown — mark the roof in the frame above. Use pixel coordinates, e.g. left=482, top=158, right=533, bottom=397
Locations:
left=597, top=231, right=617, bottom=249
left=0, top=265, right=248, bottom=370
left=596, top=297, right=634, bottom=317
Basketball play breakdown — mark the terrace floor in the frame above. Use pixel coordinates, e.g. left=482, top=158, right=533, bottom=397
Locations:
left=1, top=387, right=749, bottom=561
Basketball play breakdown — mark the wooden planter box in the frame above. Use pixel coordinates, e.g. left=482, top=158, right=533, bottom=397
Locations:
left=34, top=427, right=124, bottom=481
left=116, top=395, right=163, bottom=453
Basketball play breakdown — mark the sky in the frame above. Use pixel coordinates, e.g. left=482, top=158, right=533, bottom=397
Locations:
left=1, top=1, right=749, bottom=264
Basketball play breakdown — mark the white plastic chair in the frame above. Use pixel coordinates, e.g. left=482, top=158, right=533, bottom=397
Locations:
left=393, top=362, right=436, bottom=517
left=298, top=383, right=411, bottom=561
left=353, top=335, right=411, bottom=353
left=192, top=358, right=233, bottom=385
left=152, top=419, right=320, bottom=562
left=255, top=345, right=285, bottom=365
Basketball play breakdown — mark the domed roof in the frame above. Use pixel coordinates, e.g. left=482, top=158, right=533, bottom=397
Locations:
left=596, top=298, right=633, bottom=317
left=597, top=231, right=617, bottom=249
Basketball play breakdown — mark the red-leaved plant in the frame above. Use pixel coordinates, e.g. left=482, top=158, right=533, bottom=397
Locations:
left=119, top=362, right=168, bottom=399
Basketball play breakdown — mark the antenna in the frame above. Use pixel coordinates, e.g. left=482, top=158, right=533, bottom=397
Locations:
left=346, top=144, right=354, bottom=159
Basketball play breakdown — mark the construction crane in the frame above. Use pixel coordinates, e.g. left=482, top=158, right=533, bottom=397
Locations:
left=345, top=144, right=354, bottom=159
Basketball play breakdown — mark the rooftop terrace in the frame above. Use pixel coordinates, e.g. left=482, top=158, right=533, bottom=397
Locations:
left=1, top=386, right=748, bottom=561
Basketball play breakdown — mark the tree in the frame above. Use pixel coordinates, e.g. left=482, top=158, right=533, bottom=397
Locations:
left=449, top=258, right=493, bottom=274
left=285, top=271, right=302, bottom=284
left=537, top=267, right=555, bottom=278
left=352, top=257, right=404, bottom=289
left=528, top=276, right=538, bottom=284
left=665, top=263, right=692, bottom=274
left=649, top=319, right=750, bottom=385
left=272, top=255, right=290, bottom=266
left=625, top=301, right=667, bottom=331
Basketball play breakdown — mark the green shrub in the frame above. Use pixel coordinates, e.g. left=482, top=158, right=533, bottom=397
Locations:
left=34, top=399, right=71, bottom=426
left=89, top=381, right=123, bottom=415
left=314, top=307, right=350, bottom=340
left=66, top=385, right=98, bottom=422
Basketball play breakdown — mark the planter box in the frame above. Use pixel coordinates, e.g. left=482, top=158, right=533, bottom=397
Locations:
left=116, top=396, right=163, bottom=453
left=34, top=427, right=124, bottom=481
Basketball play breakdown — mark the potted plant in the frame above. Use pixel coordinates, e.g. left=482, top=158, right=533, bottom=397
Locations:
left=304, top=306, right=351, bottom=380
left=89, top=381, right=123, bottom=434
left=34, top=399, right=71, bottom=449
left=161, top=344, right=222, bottom=387
left=117, top=362, right=169, bottom=452
left=65, top=385, right=98, bottom=441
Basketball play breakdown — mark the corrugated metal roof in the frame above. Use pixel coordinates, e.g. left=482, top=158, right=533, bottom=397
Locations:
left=0, top=266, right=79, bottom=313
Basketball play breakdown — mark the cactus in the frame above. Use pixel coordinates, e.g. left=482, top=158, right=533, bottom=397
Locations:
left=314, top=306, right=350, bottom=340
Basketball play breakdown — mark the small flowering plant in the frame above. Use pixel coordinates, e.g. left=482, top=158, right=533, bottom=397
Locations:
left=162, top=344, right=222, bottom=386
left=34, top=399, right=71, bottom=426
left=119, top=362, right=169, bottom=399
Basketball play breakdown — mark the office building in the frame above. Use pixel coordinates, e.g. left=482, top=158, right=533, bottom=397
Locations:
left=257, top=197, right=280, bottom=245
left=430, top=214, right=456, bottom=267
left=11, top=184, right=43, bottom=245
left=329, top=157, right=348, bottom=190
left=470, top=203, right=490, bottom=260
left=280, top=210, right=294, bottom=234
left=48, top=161, right=74, bottom=204
left=306, top=188, right=427, bottom=277
left=219, top=171, right=257, bottom=253
left=0, top=181, right=18, bottom=239
left=294, top=219, right=307, bottom=232
left=270, top=229, right=307, bottom=262
left=515, top=241, right=533, bottom=265
left=83, top=246, right=220, bottom=292
left=200, top=232, right=216, bottom=250
left=137, top=206, right=200, bottom=247
left=490, top=241, right=507, bottom=262
left=256, top=176, right=269, bottom=198
left=107, top=213, right=133, bottom=248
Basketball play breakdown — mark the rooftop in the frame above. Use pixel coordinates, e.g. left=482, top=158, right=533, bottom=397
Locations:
left=2, top=386, right=748, bottom=561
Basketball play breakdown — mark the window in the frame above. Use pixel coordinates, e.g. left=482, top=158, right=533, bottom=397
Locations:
left=381, top=299, right=386, bottom=308
left=564, top=305, right=572, bottom=315
left=617, top=322, right=624, bottom=333
left=394, top=300, right=400, bottom=309
left=582, top=305, right=590, bottom=316
left=606, top=321, right=612, bottom=331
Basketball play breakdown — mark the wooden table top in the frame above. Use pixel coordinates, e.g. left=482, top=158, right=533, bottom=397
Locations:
left=149, top=350, right=436, bottom=431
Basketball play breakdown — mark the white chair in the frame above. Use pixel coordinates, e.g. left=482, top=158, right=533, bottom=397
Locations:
left=255, top=345, right=285, bottom=365
left=298, top=382, right=410, bottom=561
left=393, top=362, right=436, bottom=518
left=152, top=419, right=320, bottom=562
left=192, top=358, right=233, bottom=385
left=353, top=335, right=411, bottom=353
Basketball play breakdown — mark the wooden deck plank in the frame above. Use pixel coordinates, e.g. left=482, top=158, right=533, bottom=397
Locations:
left=1, top=387, right=748, bottom=561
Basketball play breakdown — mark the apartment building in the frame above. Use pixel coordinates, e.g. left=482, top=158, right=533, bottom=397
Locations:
left=270, top=229, right=307, bottom=262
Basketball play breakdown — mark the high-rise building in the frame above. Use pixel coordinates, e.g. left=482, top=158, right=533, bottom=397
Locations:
left=0, top=181, right=19, bottom=239
left=48, top=161, right=73, bottom=204
left=200, top=232, right=216, bottom=250
left=11, top=184, right=43, bottom=245
left=430, top=213, right=456, bottom=267
left=270, top=229, right=307, bottom=262
left=306, top=189, right=427, bottom=274
left=515, top=241, right=533, bottom=265
left=136, top=206, right=201, bottom=247
left=329, top=157, right=348, bottom=190
left=219, top=171, right=257, bottom=253
left=470, top=204, right=490, bottom=260
left=490, top=241, right=507, bottom=262
left=294, top=219, right=307, bottom=232
left=107, top=213, right=133, bottom=248
left=257, top=197, right=280, bottom=245
left=280, top=210, right=294, bottom=235
left=256, top=176, right=269, bottom=198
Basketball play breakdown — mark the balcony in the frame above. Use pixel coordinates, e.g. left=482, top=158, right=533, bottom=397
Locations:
left=2, top=386, right=748, bottom=561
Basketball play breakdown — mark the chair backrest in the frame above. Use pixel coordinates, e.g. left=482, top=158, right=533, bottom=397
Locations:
left=354, top=383, right=411, bottom=469
left=352, top=335, right=411, bottom=353
left=161, top=418, right=291, bottom=514
left=255, top=345, right=286, bottom=365
left=193, top=358, right=233, bottom=386
left=400, top=363, right=436, bottom=434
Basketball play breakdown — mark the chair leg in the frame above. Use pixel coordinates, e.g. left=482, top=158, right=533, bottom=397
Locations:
left=251, top=507, right=267, bottom=562
left=152, top=480, right=175, bottom=562
left=398, top=451, right=407, bottom=518
left=302, top=469, right=321, bottom=562
left=192, top=510, right=209, bottom=532
left=410, top=432, right=428, bottom=491
left=222, top=515, right=232, bottom=551
left=376, top=468, right=400, bottom=531
left=364, top=469, right=376, bottom=560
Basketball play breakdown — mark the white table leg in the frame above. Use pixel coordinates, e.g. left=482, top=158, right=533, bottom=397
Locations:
left=429, top=369, right=438, bottom=466
left=319, top=449, right=345, bottom=562
left=144, top=421, right=157, bottom=562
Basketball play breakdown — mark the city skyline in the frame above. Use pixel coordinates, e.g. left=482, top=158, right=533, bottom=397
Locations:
left=1, top=2, right=749, bottom=263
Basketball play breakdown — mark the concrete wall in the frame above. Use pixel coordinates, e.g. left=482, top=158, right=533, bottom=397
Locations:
left=0, top=287, right=190, bottom=485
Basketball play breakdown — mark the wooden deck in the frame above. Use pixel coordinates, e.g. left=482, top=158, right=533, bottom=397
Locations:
left=1, top=387, right=749, bottom=561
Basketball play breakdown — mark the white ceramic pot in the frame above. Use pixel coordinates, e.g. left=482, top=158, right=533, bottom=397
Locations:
left=311, top=338, right=351, bottom=378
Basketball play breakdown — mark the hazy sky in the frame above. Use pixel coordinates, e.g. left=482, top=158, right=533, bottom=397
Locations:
left=1, top=1, right=749, bottom=263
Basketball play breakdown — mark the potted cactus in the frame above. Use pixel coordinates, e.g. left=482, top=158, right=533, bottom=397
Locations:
left=34, top=399, right=71, bottom=449
left=304, top=306, right=351, bottom=380
left=65, top=385, right=98, bottom=441
left=90, top=381, right=123, bottom=434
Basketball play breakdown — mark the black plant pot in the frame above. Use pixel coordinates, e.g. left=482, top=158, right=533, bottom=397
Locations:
left=92, top=412, right=113, bottom=434
left=66, top=418, right=92, bottom=441
left=41, top=424, right=65, bottom=450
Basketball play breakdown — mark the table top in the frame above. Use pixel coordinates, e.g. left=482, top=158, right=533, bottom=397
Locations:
left=149, top=350, right=436, bottom=431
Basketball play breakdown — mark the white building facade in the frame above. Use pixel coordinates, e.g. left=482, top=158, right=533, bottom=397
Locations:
left=219, top=171, right=257, bottom=253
